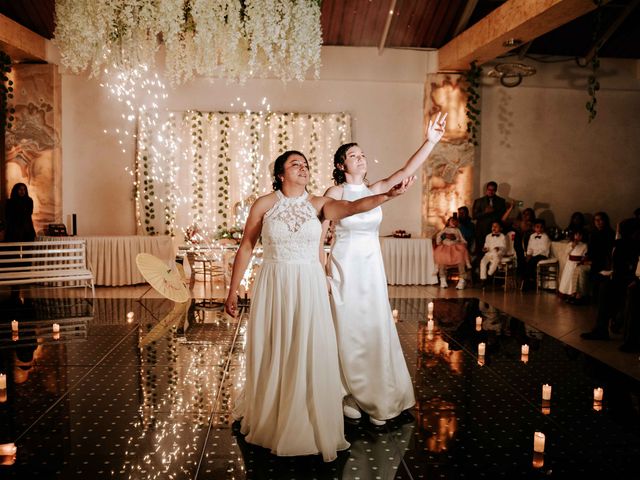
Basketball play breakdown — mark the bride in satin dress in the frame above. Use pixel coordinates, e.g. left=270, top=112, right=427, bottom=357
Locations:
left=323, top=112, right=447, bottom=425
left=225, top=150, right=415, bottom=462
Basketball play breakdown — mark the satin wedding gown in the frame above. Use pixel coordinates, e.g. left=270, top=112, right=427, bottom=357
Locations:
left=327, top=183, right=415, bottom=421
left=233, top=190, right=349, bottom=462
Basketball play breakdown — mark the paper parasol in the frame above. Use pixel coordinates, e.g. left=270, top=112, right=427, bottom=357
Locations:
left=136, top=253, right=190, bottom=303
left=139, top=300, right=189, bottom=347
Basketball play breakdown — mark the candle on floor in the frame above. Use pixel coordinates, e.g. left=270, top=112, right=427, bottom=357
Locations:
left=475, top=316, right=482, bottom=328
left=593, top=387, right=603, bottom=401
left=53, top=332, right=60, bottom=341
left=428, top=301, right=434, bottom=313
left=478, top=342, right=486, bottom=356
left=533, top=432, right=545, bottom=453
left=52, top=323, right=60, bottom=333
left=0, top=374, right=6, bottom=390
left=127, top=311, right=135, bottom=319
left=542, top=384, right=552, bottom=400
left=521, top=353, right=529, bottom=364
left=392, top=309, right=398, bottom=319
left=11, top=320, right=18, bottom=332
left=427, top=319, right=434, bottom=331
left=521, top=344, right=529, bottom=355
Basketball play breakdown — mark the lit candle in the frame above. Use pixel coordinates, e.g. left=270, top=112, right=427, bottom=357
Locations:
left=127, top=311, right=135, bottom=319
left=542, top=384, right=552, bottom=400
left=533, top=431, right=545, bottom=453
left=392, top=309, right=398, bottom=319
left=475, top=316, right=482, bottom=328
left=593, top=400, right=603, bottom=412
left=427, top=331, right=434, bottom=341
left=53, top=332, right=60, bottom=341
left=427, top=319, right=434, bottom=331
left=478, top=342, right=486, bottom=356
left=0, top=374, right=6, bottom=390
left=521, top=344, right=529, bottom=355
left=428, top=301, right=434, bottom=313
left=594, top=387, right=603, bottom=401
left=0, top=443, right=16, bottom=456
left=521, top=353, right=529, bottom=364
left=11, top=320, right=18, bottom=332
left=52, top=323, right=60, bottom=333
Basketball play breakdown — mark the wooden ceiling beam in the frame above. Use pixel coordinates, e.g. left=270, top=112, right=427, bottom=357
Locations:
left=438, top=0, right=609, bottom=72
left=0, top=13, right=47, bottom=61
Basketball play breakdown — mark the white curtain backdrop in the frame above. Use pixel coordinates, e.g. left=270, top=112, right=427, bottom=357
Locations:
left=135, top=110, right=351, bottom=238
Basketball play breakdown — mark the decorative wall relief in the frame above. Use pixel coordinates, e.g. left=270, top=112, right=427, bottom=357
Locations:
left=3, top=64, right=62, bottom=233
left=422, top=75, right=475, bottom=235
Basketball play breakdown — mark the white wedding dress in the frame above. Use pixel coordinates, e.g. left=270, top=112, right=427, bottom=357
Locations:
left=233, top=190, right=349, bottom=462
left=327, top=183, right=415, bottom=421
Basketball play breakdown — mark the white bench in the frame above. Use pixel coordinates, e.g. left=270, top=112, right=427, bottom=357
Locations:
left=0, top=240, right=95, bottom=297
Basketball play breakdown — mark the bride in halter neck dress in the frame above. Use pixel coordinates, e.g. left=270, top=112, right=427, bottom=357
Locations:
left=323, top=113, right=447, bottom=425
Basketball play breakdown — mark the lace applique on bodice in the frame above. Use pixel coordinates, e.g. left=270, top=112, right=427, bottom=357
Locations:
left=262, top=190, right=321, bottom=263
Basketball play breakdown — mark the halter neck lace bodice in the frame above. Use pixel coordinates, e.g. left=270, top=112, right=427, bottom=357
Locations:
left=262, top=190, right=321, bottom=263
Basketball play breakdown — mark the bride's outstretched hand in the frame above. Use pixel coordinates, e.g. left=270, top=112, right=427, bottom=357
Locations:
left=388, top=175, right=416, bottom=197
left=426, top=111, right=448, bottom=144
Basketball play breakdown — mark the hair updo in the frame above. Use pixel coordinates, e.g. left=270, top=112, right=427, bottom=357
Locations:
left=332, top=142, right=358, bottom=185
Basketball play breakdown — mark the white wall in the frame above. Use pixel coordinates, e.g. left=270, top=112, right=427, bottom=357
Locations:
left=479, top=58, right=640, bottom=229
left=61, top=47, right=433, bottom=236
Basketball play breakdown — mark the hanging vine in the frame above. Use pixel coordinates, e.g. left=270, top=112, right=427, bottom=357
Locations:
left=464, top=61, right=482, bottom=146
left=1, top=50, right=15, bottom=131
left=586, top=0, right=603, bottom=122
left=216, top=114, right=231, bottom=229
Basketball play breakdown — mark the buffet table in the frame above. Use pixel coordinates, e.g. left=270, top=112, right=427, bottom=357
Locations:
left=379, top=237, right=438, bottom=285
left=40, top=235, right=174, bottom=286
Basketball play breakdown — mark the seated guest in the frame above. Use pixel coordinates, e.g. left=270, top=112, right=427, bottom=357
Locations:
left=574, top=211, right=615, bottom=303
left=434, top=216, right=471, bottom=290
left=565, top=211, right=588, bottom=242
left=457, top=206, right=475, bottom=252
left=558, top=229, right=588, bottom=302
left=512, top=208, right=536, bottom=275
left=479, top=221, right=507, bottom=284
left=522, top=219, right=551, bottom=291
left=581, top=218, right=640, bottom=340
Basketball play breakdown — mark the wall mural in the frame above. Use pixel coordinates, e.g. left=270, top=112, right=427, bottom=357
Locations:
left=135, top=111, right=351, bottom=239
left=3, top=64, right=62, bottom=233
left=422, top=74, right=475, bottom=235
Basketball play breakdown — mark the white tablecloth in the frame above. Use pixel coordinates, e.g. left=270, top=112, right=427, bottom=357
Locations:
left=379, top=237, right=438, bottom=285
left=551, top=240, right=570, bottom=278
left=41, top=235, right=174, bottom=286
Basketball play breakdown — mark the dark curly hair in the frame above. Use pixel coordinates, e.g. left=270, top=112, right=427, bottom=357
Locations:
left=272, top=150, right=308, bottom=191
left=332, top=142, right=359, bottom=185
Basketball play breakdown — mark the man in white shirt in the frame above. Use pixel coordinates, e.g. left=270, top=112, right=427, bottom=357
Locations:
left=522, top=219, right=551, bottom=291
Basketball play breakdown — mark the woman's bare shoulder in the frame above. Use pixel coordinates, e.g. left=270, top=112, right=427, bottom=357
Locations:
left=323, top=185, right=343, bottom=199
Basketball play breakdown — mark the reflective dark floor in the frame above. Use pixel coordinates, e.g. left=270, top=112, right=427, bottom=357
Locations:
left=1, top=295, right=639, bottom=479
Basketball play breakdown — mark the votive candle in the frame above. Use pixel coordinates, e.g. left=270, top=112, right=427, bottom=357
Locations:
left=11, top=320, right=18, bottom=332
left=428, top=301, right=434, bottom=313
left=533, top=432, right=545, bottom=453
left=521, top=344, right=529, bottom=355
left=594, top=387, right=603, bottom=401
left=53, top=332, right=60, bottom=341
left=478, top=342, right=486, bottom=356
left=521, top=353, right=529, bottom=364
left=52, top=323, right=60, bottom=333
left=127, top=311, right=135, bottom=319
left=542, top=384, right=552, bottom=400
left=475, top=316, right=482, bottom=328
left=427, top=319, right=434, bottom=331
left=0, top=374, right=6, bottom=390
left=392, top=309, right=398, bottom=318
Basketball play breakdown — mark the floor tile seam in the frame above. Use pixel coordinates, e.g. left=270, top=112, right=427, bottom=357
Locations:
left=383, top=423, right=416, bottom=480
left=14, top=323, right=139, bottom=442
left=194, top=306, right=246, bottom=479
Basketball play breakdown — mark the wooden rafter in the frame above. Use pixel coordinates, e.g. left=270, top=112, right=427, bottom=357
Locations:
left=0, top=13, right=47, bottom=61
left=438, top=0, right=610, bottom=71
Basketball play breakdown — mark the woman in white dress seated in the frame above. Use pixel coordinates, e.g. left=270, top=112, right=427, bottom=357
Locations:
left=323, top=112, right=447, bottom=426
left=224, top=150, right=415, bottom=462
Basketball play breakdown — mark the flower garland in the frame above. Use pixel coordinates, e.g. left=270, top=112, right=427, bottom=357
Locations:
left=53, top=0, right=322, bottom=85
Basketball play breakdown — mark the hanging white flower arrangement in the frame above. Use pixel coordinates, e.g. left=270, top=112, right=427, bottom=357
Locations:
left=53, top=0, right=322, bottom=85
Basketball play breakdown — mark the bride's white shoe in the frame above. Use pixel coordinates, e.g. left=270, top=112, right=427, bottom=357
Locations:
left=343, top=396, right=362, bottom=419
left=369, top=417, right=386, bottom=426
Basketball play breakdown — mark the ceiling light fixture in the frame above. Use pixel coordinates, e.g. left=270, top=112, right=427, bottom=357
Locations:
left=502, top=38, right=523, bottom=48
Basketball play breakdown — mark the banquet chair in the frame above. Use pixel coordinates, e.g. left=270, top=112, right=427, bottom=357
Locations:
left=536, top=257, right=559, bottom=292
left=492, top=232, right=517, bottom=292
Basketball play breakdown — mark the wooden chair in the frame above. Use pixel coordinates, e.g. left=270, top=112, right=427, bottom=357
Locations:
left=492, top=232, right=518, bottom=292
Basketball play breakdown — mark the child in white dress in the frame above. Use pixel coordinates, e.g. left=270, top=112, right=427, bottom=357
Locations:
left=480, top=221, right=507, bottom=281
left=559, top=229, right=588, bottom=298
